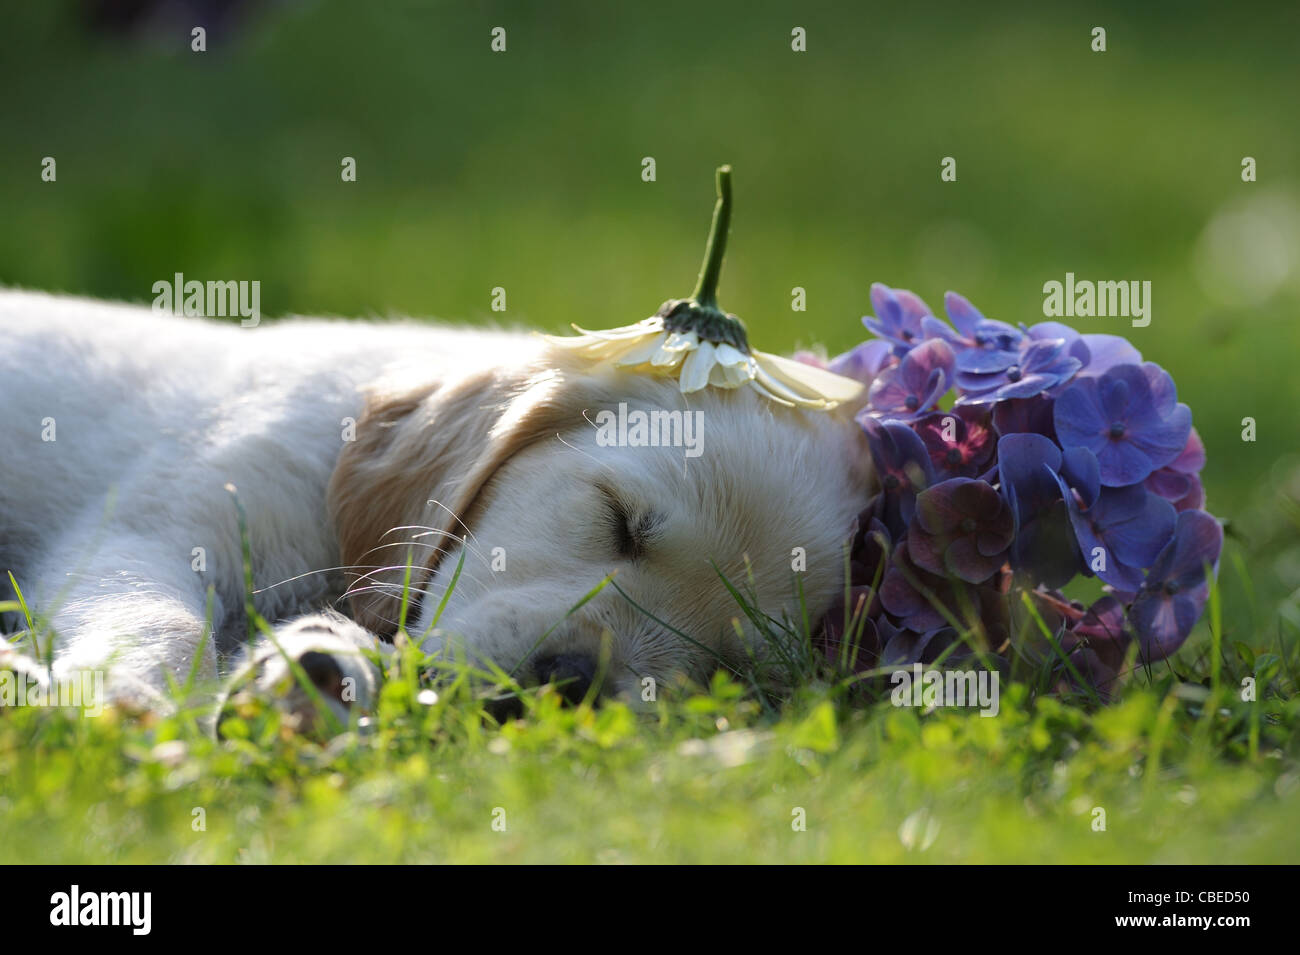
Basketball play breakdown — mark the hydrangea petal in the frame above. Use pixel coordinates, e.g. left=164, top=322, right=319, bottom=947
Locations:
left=829, top=339, right=892, bottom=382
left=1095, top=485, right=1177, bottom=570
left=1078, top=334, right=1142, bottom=376
left=1127, top=402, right=1192, bottom=473
left=943, top=291, right=986, bottom=337
left=1054, top=378, right=1109, bottom=452
left=998, top=433, right=1062, bottom=523
left=1170, top=427, right=1206, bottom=473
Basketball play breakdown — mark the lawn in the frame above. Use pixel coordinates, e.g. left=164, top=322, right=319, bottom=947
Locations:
left=1, top=0, right=1298, bottom=864
left=1, top=580, right=1297, bottom=864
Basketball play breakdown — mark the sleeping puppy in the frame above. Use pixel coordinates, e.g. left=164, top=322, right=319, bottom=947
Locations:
left=0, top=289, right=871, bottom=720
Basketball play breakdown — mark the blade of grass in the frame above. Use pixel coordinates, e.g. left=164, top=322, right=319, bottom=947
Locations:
left=507, top=571, right=619, bottom=678
left=418, top=542, right=467, bottom=644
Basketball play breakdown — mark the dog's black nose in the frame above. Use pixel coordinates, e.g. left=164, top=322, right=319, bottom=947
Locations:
left=533, top=652, right=597, bottom=704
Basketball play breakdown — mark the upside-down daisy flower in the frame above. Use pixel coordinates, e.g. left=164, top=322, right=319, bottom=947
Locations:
left=545, top=167, right=863, bottom=410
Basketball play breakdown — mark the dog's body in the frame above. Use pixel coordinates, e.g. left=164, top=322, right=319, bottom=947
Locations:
left=0, top=289, right=871, bottom=714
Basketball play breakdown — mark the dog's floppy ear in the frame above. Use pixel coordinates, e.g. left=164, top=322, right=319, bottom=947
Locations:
left=327, top=361, right=603, bottom=635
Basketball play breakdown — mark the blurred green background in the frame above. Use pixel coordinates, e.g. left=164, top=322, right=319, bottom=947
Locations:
left=3, top=0, right=1299, bottom=619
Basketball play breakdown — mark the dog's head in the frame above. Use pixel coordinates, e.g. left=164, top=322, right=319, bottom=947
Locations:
left=328, top=344, right=873, bottom=701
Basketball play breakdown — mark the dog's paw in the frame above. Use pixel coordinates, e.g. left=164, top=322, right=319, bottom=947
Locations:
left=219, top=613, right=382, bottom=736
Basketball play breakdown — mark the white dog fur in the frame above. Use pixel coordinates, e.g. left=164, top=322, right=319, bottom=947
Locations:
left=0, top=289, right=871, bottom=716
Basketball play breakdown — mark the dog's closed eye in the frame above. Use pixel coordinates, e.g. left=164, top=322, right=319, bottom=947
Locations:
left=596, top=482, right=659, bottom=562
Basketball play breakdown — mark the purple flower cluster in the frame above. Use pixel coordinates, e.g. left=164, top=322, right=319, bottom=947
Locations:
left=815, top=283, right=1222, bottom=697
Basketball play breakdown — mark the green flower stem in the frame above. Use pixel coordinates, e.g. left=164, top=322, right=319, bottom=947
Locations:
left=657, top=165, right=749, bottom=353
left=690, top=165, right=732, bottom=309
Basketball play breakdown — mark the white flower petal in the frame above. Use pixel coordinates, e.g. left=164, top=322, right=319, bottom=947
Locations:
left=543, top=333, right=599, bottom=349
left=753, top=350, right=865, bottom=407
left=571, top=318, right=663, bottom=339
left=653, top=331, right=698, bottom=367
left=753, top=364, right=825, bottom=407
left=650, top=344, right=686, bottom=368
left=611, top=331, right=671, bottom=367
left=709, top=356, right=753, bottom=388
left=679, top=341, right=715, bottom=393
left=548, top=316, right=860, bottom=412
left=544, top=337, right=624, bottom=360
left=661, top=330, right=699, bottom=351
left=746, top=376, right=796, bottom=407
left=546, top=319, right=663, bottom=351
left=712, top=342, right=750, bottom=367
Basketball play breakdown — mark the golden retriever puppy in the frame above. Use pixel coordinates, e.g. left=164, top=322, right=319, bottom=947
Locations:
left=0, top=289, right=870, bottom=717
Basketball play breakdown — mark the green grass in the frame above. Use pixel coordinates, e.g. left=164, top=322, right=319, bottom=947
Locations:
left=2, top=522, right=1298, bottom=864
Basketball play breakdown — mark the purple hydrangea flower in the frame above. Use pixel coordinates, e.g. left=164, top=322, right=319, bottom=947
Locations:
left=862, top=283, right=933, bottom=355
left=912, top=406, right=996, bottom=479
left=1026, top=321, right=1087, bottom=352
left=1130, top=509, right=1223, bottom=660
left=992, top=394, right=1058, bottom=443
left=1144, top=427, right=1207, bottom=512
left=1170, top=426, right=1206, bottom=472
left=841, top=280, right=1220, bottom=696
left=921, top=292, right=983, bottom=349
left=908, top=478, right=1014, bottom=584
left=1075, top=334, right=1143, bottom=378
left=1025, top=323, right=1092, bottom=384
left=818, top=587, right=881, bottom=671
left=881, top=536, right=1014, bottom=635
left=924, top=292, right=1026, bottom=375
left=998, top=433, right=1062, bottom=515
left=867, top=338, right=955, bottom=418
left=955, top=337, right=1083, bottom=404
left=1053, top=363, right=1192, bottom=486
left=997, top=433, right=1081, bottom=587
left=1060, top=595, right=1132, bottom=699
left=841, top=505, right=892, bottom=618
left=880, top=541, right=961, bottom=632
left=792, top=350, right=827, bottom=369
left=879, top=623, right=956, bottom=668
left=861, top=418, right=935, bottom=534
left=1053, top=457, right=1177, bottom=591
left=827, top=338, right=894, bottom=383
left=1146, top=471, right=1205, bottom=513
left=1059, top=443, right=1102, bottom=507
left=1025, top=325, right=1145, bottom=382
